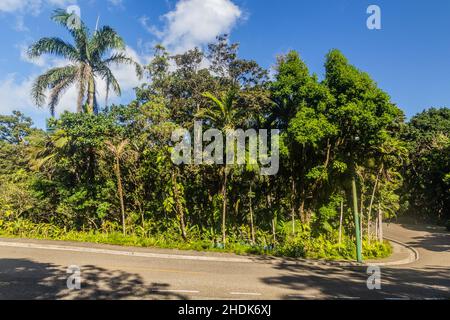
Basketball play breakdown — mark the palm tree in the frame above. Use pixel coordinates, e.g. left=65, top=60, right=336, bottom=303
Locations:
left=199, top=90, right=244, bottom=246
left=104, top=139, right=130, bottom=236
left=200, top=91, right=243, bottom=129
left=29, top=9, right=142, bottom=116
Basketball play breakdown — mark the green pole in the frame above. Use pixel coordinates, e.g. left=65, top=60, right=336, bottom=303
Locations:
left=352, top=175, right=363, bottom=263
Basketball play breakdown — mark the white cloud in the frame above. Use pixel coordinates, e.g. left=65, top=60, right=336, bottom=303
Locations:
left=0, top=0, right=76, bottom=14
left=14, top=15, right=29, bottom=31
left=145, top=0, right=242, bottom=53
left=139, top=15, right=162, bottom=38
left=0, top=0, right=40, bottom=14
left=0, top=74, right=35, bottom=114
left=0, top=69, right=79, bottom=117
left=107, top=0, right=123, bottom=7
left=0, top=0, right=77, bottom=33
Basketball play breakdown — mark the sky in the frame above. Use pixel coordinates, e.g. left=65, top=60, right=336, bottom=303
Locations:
left=1, top=0, right=450, bottom=128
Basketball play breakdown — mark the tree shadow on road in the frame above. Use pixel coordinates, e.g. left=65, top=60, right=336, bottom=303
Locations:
left=259, top=260, right=450, bottom=299
left=396, top=223, right=450, bottom=253
left=0, top=259, right=188, bottom=300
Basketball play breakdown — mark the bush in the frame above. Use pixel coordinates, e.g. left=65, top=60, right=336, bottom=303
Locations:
left=0, top=219, right=392, bottom=261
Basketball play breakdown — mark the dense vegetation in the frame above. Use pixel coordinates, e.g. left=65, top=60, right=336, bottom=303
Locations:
left=0, top=11, right=448, bottom=260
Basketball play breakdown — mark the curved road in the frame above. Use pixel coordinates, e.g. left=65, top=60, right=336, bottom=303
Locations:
left=0, top=222, right=449, bottom=300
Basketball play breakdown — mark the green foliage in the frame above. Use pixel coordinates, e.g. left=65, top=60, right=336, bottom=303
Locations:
left=402, top=108, right=450, bottom=223
left=0, top=219, right=391, bottom=260
left=274, top=222, right=391, bottom=260
left=288, top=107, right=337, bottom=147
left=0, top=111, right=34, bottom=144
left=2, top=33, right=444, bottom=262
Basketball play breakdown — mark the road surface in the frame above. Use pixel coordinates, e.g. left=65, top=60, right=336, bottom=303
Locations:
left=0, top=222, right=449, bottom=300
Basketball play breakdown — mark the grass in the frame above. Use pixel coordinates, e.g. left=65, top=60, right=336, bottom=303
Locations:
left=0, top=219, right=392, bottom=261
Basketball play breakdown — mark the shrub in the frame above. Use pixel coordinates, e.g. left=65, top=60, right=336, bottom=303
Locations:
left=0, top=219, right=392, bottom=261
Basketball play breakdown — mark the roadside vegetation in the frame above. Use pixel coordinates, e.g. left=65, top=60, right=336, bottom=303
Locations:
left=0, top=11, right=448, bottom=260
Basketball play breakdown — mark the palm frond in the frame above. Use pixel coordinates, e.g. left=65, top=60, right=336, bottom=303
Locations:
left=89, top=26, right=125, bottom=56
left=117, top=140, right=129, bottom=156
left=51, top=9, right=89, bottom=58
left=48, top=72, right=78, bottom=115
left=196, top=109, right=221, bottom=124
left=97, top=66, right=121, bottom=96
left=28, top=37, right=79, bottom=62
left=31, top=65, right=78, bottom=108
left=202, top=92, right=224, bottom=110
left=101, top=53, right=143, bottom=79
left=104, top=139, right=129, bottom=158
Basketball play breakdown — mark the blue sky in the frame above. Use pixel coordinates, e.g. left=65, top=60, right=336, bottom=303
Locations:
left=1, top=0, right=450, bottom=128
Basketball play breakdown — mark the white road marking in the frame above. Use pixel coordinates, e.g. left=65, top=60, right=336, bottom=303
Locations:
left=0, top=241, right=252, bottom=264
left=289, top=294, right=360, bottom=300
left=230, top=292, right=262, bottom=296
left=152, top=289, right=200, bottom=294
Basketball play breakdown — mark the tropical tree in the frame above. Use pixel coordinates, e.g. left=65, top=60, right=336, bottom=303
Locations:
left=29, top=9, right=142, bottom=116
left=199, top=90, right=244, bottom=246
left=403, top=108, right=450, bottom=224
left=104, top=139, right=131, bottom=236
left=271, top=51, right=337, bottom=230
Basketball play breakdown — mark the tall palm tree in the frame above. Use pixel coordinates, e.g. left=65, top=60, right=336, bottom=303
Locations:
left=104, top=139, right=130, bottom=236
left=29, top=9, right=142, bottom=116
left=199, top=90, right=244, bottom=246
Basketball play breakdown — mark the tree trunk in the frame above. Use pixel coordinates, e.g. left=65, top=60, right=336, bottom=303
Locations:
left=291, top=178, right=296, bottom=235
left=115, top=158, right=126, bottom=236
left=87, top=77, right=96, bottom=114
left=105, top=83, right=110, bottom=109
left=299, top=192, right=306, bottom=224
left=360, top=194, right=364, bottom=246
left=368, top=166, right=383, bottom=243
left=234, top=199, right=240, bottom=219
left=352, top=174, right=363, bottom=263
left=140, top=208, right=145, bottom=231
left=221, top=167, right=228, bottom=246
left=375, top=215, right=379, bottom=242
left=378, top=203, right=383, bottom=243
left=267, top=193, right=276, bottom=244
left=77, top=79, right=84, bottom=113
left=136, top=199, right=145, bottom=231
left=249, top=184, right=255, bottom=244
left=367, top=208, right=371, bottom=244
left=172, top=171, right=187, bottom=241
left=338, top=199, right=344, bottom=245
left=272, top=218, right=276, bottom=245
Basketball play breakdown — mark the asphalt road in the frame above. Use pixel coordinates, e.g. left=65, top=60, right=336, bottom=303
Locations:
left=0, top=222, right=449, bottom=300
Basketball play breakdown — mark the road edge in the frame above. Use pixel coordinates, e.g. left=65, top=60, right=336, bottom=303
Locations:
left=297, top=237, right=420, bottom=268
left=0, top=236, right=419, bottom=268
left=367, top=237, right=420, bottom=267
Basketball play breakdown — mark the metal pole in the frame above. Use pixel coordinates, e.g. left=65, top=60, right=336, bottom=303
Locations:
left=352, top=174, right=363, bottom=263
